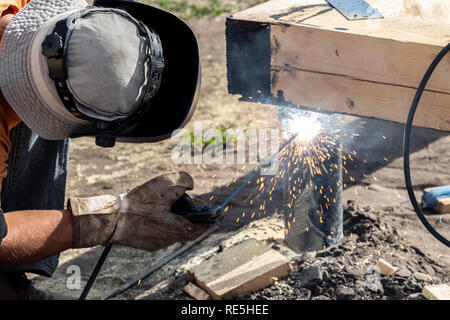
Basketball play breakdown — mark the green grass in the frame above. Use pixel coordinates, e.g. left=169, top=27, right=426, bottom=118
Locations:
left=183, top=124, right=237, bottom=151
left=140, top=0, right=264, bottom=19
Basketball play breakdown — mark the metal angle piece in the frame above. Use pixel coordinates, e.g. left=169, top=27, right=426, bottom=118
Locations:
left=326, top=0, right=383, bottom=20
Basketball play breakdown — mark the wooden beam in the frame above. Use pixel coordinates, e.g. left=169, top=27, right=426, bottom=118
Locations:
left=422, top=284, right=450, bottom=300
left=226, top=0, right=450, bottom=131
left=188, top=239, right=292, bottom=300
left=184, top=282, right=211, bottom=300
left=436, top=198, right=450, bottom=214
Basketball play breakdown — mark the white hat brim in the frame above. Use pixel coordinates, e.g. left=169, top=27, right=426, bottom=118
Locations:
left=0, top=0, right=89, bottom=140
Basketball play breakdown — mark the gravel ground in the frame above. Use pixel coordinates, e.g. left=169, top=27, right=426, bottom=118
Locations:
left=243, top=203, right=448, bottom=300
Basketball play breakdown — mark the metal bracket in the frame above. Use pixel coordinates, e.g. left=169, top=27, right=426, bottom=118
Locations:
left=326, top=0, right=383, bottom=20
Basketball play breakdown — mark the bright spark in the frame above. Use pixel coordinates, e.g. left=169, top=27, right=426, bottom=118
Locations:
left=284, top=113, right=322, bottom=143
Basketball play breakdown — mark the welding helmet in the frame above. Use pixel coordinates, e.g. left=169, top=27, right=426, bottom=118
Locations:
left=0, top=0, right=200, bottom=147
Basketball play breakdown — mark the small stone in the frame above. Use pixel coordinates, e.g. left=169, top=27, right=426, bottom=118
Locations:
left=322, top=270, right=329, bottom=281
left=298, top=252, right=316, bottom=264
left=407, top=293, right=425, bottom=300
left=311, top=295, right=330, bottom=300
left=335, top=285, right=355, bottom=300
left=392, top=287, right=405, bottom=299
left=298, top=288, right=312, bottom=300
left=366, top=280, right=384, bottom=294
left=364, top=265, right=384, bottom=294
left=345, top=265, right=364, bottom=278
left=413, top=272, right=432, bottom=283
left=421, top=264, right=435, bottom=277
left=407, top=259, right=417, bottom=269
left=385, top=235, right=396, bottom=244
left=354, top=280, right=367, bottom=295
left=300, top=265, right=323, bottom=288
left=370, top=235, right=381, bottom=244
left=312, top=285, right=324, bottom=296
left=396, top=267, right=412, bottom=278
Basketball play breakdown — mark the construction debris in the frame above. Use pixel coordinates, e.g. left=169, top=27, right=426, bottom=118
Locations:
left=422, top=284, right=450, bottom=300
left=376, top=259, right=398, bottom=276
left=239, top=206, right=447, bottom=300
left=188, top=239, right=292, bottom=300
left=184, top=282, right=211, bottom=300
left=413, top=272, right=432, bottom=283
left=335, top=285, right=356, bottom=300
left=299, top=265, right=323, bottom=288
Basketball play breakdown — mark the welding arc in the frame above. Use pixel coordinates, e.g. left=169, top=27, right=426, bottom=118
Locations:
left=404, top=43, right=450, bottom=248
left=79, top=133, right=298, bottom=300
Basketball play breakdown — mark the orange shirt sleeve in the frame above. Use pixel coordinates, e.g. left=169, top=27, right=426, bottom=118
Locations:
left=0, top=0, right=29, bottom=198
left=0, top=94, right=21, bottom=194
left=0, top=0, right=28, bottom=15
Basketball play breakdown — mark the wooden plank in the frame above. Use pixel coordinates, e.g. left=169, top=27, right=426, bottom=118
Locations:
left=422, top=284, right=450, bottom=300
left=376, top=259, right=398, bottom=276
left=436, top=198, right=450, bottom=214
left=184, top=282, right=211, bottom=300
left=272, top=64, right=450, bottom=130
left=188, top=239, right=292, bottom=300
left=226, top=0, right=450, bottom=131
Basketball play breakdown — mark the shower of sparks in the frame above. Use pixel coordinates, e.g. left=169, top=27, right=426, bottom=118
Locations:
left=211, top=107, right=391, bottom=241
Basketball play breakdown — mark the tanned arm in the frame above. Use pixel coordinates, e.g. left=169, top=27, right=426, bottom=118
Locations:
left=0, top=210, right=74, bottom=267
left=0, top=9, right=74, bottom=268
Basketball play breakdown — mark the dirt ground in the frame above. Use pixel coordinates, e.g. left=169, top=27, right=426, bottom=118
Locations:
left=32, top=2, right=450, bottom=300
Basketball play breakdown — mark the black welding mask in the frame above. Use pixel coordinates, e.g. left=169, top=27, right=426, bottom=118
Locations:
left=40, top=0, right=200, bottom=147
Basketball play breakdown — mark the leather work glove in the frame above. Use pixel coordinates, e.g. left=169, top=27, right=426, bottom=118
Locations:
left=69, top=171, right=208, bottom=251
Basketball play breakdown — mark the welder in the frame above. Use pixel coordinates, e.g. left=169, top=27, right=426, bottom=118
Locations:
left=0, top=0, right=210, bottom=299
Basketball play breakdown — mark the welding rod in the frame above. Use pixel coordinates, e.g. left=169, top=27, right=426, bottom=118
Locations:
left=103, top=225, right=219, bottom=300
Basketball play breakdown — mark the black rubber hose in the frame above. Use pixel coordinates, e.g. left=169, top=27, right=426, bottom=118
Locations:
left=403, top=43, right=450, bottom=248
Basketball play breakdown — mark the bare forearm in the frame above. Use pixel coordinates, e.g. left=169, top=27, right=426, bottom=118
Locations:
left=0, top=209, right=73, bottom=268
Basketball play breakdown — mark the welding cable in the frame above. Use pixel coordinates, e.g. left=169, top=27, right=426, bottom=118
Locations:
left=403, top=43, right=450, bottom=248
left=103, top=225, right=219, bottom=300
left=79, top=244, right=112, bottom=300
left=79, top=133, right=298, bottom=300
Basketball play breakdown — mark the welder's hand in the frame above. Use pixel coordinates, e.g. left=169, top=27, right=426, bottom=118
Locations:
left=69, top=172, right=208, bottom=251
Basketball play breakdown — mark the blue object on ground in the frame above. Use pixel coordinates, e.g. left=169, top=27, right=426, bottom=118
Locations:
left=423, top=185, right=450, bottom=212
